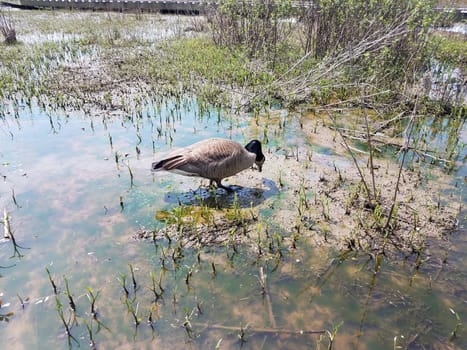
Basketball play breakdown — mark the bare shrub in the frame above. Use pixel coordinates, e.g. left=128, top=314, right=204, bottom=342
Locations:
left=207, top=0, right=453, bottom=107
left=206, top=0, right=295, bottom=61
left=279, top=0, right=453, bottom=103
left=188, top=14, right=209, bottom=33
left=0, top=9, right=16, bottom=44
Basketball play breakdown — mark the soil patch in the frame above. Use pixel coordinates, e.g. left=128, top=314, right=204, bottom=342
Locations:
left=133, top=113, right=459, bottom=256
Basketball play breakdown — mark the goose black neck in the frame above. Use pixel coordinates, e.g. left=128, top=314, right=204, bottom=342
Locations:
left=245, top=140, right=265, bottom=161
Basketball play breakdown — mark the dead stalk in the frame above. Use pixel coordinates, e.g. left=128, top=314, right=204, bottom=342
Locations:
left=363, top=111, right=377, bottom=200
left=64, top=276, right=76, bottom=312
left=46, top=268, right=58, bottom=295
left=193, top=322, right=327, bottom=335
left=330, top=114, right=372, bottom=201
left=0, top=9, right=16, bottom=44
left=259, top=267, right=277, bottom=329
left=129, top=264, right=138, bottom=293
left=383, top=98, right=418, bottom=234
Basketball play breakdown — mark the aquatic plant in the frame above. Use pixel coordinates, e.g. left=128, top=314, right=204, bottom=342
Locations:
left=148, top=271, right=163, bottom=302
left=2, top=209, right=28, bottom=258
left=63, top=276, right=76, bottom=313
left=46, top=267, right=58, bottom=295
left=54, top=296, right=79, bottom=347
left=128, top=263, right=138, bottom=294
left=86, top=288, right=100, bottom=320
left=124, top=297, right=141, bottom=327
left=324, top=321, right=343, bottom=350
left=448, top=307, right=462, bottom=341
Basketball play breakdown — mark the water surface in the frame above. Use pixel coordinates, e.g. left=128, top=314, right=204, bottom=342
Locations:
left=0, top=98, right=465, bottom=349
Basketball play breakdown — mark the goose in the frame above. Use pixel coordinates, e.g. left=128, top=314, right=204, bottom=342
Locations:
left=152, top=138, right=265, bottom=191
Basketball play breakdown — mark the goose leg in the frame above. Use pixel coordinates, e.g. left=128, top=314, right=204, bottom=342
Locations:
left=215, top=180, right=233, bottom=193
left=208, top=179, right=221, bottom=192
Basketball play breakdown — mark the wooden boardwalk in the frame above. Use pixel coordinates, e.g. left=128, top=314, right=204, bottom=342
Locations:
left=1, top=0, right=315, bottom=12
left=1, top=0, right=216, bottom=12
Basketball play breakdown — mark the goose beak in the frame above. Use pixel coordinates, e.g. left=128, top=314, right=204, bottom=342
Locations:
left=256, top=158, right=265, bottom=172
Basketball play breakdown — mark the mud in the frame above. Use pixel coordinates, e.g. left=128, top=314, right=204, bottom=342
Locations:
left=133, top=112, right=459, bottom=256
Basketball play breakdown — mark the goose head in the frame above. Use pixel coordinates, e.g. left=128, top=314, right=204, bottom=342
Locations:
left=245, top=140, right=265, bottom=172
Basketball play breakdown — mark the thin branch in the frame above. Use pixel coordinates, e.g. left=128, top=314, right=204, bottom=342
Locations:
left=193, top=322, right=327, bottom=335
left=364, top=111, right=377, bottom=200
left=259, top=267, right=277, bottom=328
left=383, top=97, right=418, bottom=233
left=330, top=114, right=372, bottom=201
left=315, top=90, right=391, bottom=110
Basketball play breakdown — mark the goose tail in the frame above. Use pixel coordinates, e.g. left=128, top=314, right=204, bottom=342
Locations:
left=152, top=155, right=185, bottom=172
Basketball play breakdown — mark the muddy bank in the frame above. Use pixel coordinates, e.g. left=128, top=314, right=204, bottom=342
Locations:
left=134, top=110, right=460, bottom=256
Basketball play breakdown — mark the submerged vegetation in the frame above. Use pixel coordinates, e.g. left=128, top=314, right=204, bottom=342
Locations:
left=0, top=1, right=466, bottom=349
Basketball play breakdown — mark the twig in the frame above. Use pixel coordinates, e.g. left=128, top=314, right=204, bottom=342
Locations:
left=259, top=267, right=277, bottom=329
left=331, top=114, right=372, bottom=201
left=316, top=90, right=391, bottom=110
left=340, top=142, right=369, bottom=155
left=412, top=149, right=453, bottom=164
left=364, top=112, right=377, bottom=200
left=383, top=97, right=418, bottom=233
left=328, top=126, right=373, bottom=137
left=193, top=322, right=326, bottom=335
left=0, top=9, right=16, bottom=44
left=373, top=111, right=406, bottom=133
left=337, top=133, right=453, bottom=164
left=275, top=18, right=411, bottom=100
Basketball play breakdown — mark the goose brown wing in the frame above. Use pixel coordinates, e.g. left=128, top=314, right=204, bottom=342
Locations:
left=152, top=138, right=251, bottom=178
left=154, top=154, right=187, bottom=171
left=189, top=139, right=243, bottom=162
left=152, top=146, right=209, bottom=174
left=186, top=139, right=250, bottom=178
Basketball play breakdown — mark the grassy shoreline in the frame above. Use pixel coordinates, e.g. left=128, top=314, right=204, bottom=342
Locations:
left=1, top=6, right=465, bottom=111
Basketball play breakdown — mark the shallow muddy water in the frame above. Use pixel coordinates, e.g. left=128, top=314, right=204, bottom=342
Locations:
left=0, top=97, right=465, bottom=349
